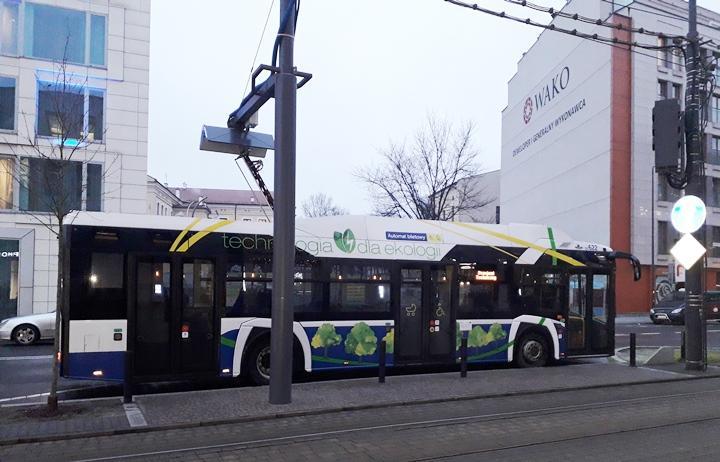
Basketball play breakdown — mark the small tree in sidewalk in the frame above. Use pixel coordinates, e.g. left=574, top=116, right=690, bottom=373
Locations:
left=1, top=51, right=118, bottom=412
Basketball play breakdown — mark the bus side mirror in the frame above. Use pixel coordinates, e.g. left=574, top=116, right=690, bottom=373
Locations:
left=608, top=251, right=642, bottom=282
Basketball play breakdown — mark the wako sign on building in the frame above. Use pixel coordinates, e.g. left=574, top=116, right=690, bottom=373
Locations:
left=522, top=66, right=571, bottom=125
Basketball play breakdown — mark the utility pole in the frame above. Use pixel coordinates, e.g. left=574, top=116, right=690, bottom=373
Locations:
left=684, top=0, right=706, bottom=371
left=269, top=0, right=297, bottom=403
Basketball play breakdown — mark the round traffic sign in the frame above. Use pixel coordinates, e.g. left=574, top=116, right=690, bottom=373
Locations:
left=670, top=195, right=707, bottom=234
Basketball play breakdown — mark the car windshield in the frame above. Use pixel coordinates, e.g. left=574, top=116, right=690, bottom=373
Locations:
left=655, top=292, right=685, bottom=307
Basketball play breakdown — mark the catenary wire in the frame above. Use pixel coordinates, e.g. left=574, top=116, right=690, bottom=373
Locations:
left=502, top=0, right=686, bottom=40
left=443, top=0, right=685, bottom=52
left=241, top=0, right=276, bottom=98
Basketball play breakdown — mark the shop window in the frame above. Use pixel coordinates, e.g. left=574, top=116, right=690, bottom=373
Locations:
left=0, top=239, right=18, bottom=321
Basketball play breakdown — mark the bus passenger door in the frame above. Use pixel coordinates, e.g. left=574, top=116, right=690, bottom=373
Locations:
left=589, top=273, right=613, bottom=354
left=394, top=265, right=456, bottom=365
left=132, top=257, right=173, bottom=376
left=131, top=255, right=218, bottom=377
left=567, top=272, right=588, bottom=355
left=179, top=259, right=217, bottom=373
left=566, top=271, right=613, bottom=356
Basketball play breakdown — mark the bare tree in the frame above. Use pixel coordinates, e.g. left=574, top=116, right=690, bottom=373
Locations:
left=1, top=48, right=118, bottom=413
left=357, top=116, right=493, bottom=221
left=302, top=193, right=347, bottom=217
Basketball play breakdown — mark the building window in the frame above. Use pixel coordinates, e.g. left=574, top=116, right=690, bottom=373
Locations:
left=712, top=227, right=720, bottom=258
left=24, top=4, right=106, bottom=66
left=37, top=82, right=104, bottom=141
left=672, top=49, right=683, bottom=71
left=713, top=178, right=720, bottom=208
left=0, top=1, right=18, bottom=55
left=86, top=163, right=102, bottom=211
left=657, top=221, right=680, bottom=255
left=0, top=158, right=13, bottom=209
left=658, top=38, right=672, bottom=68
left=671, top=83, right=682, bottom=101
left=712, top=95, right=720, bottom=125
left=657, top=80, right=667, bottom=99
left=710, top=136, right=720, bottom=165
left=19, top=158, right=100, bottom=213
left=0, top=76, right=14, bottom=131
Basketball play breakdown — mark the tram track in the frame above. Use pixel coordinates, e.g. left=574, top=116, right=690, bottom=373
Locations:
left=73, top=386, right=720, bottom=461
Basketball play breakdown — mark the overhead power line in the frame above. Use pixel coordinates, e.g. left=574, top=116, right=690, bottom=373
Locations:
left=242, top=1, right=277, bottom=99
left=443, top=0, right=686, bottom=52
left=502, top=0, right=686, bottom=40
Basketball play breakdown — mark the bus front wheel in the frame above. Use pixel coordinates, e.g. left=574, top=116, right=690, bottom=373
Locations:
left=247, top=341, right=271, bottom=386
left=515, top=333, right=549, bottom=368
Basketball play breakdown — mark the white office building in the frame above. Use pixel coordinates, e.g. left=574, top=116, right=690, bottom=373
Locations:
left=500, top=0, right=720, bottom=312
left=0, top=0, right=150, bottom=317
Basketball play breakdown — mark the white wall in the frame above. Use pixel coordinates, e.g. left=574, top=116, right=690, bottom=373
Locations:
left=500, top=0, right=613, bottom=244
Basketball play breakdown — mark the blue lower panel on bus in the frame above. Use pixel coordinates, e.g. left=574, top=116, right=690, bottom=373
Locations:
left=66, top=351, right=125, bottom=381
left=305, top=323, right=394, bottom=371
left=219, top=329, right=239, bottom=376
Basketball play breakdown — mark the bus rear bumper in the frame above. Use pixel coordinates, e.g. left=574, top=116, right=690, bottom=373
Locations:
left=64, top=351, right=125, bottom=381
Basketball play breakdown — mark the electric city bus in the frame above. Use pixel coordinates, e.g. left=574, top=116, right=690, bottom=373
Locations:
left=60, top=213, right=640, bottom=385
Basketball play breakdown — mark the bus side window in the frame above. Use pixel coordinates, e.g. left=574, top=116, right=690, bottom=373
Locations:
left=514, top=268, right=540, bottom=315
left=457, top=265, right=497, bottom=318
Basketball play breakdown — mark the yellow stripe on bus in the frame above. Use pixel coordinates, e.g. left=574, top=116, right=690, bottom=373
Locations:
left=175, top=220, right=235, bottom=252
left=425, top=221, right=520, bottom=261
left=454, top=222, right=585, bottom=267
left=169, top=217, right=202, bottom=252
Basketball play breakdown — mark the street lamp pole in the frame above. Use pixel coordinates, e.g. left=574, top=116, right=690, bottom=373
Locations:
left=269, top=0, right=297, bottom=404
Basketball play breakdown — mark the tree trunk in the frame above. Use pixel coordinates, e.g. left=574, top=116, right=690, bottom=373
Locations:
left=47, top=220, right=64, bottom=412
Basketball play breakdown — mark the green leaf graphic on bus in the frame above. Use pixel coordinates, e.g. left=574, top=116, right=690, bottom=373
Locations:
left=333, top=229, right=356, bottom=253
left=382, top=329, right=394, bottom=354
left=311, top=323, right=342, bottom=358
left=468, top=323, right=507, bottom=349
left=345, top=322, right=377, bottom=359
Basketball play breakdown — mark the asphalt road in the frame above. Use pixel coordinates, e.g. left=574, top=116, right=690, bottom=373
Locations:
left=5, top=376, right=720, bottom=461
left=615, top=320, right=720, bottom=349
left=0, top=342, right=107, bottom=402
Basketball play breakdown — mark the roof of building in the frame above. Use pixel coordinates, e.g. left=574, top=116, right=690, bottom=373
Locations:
left=170, top=186, right=271, bottom=206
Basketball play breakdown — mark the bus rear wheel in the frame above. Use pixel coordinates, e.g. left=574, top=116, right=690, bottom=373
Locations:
left=515, top=333, right=549, bottom=368
left=247, top=341, right=271, bottom=386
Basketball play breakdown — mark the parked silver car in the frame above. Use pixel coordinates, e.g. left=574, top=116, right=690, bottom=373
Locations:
left=0, top=312, right=56, bottom=345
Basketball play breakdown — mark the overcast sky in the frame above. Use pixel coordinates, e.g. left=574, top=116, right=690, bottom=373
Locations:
left=147, top=0, right=716, bottom=215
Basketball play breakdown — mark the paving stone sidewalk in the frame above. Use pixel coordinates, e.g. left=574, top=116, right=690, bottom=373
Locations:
left=2, top=361, right=720, bottom=445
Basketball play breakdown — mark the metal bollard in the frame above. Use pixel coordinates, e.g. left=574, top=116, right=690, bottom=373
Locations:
left=460, top=336, right=468, bottom=378
left=681, top=330, right=686, bottom=361
left=123, top=349, right=133, bottom=403
left=378, top=340, right=386, bottom=383
left=629, top=333, right=636, bottom=367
